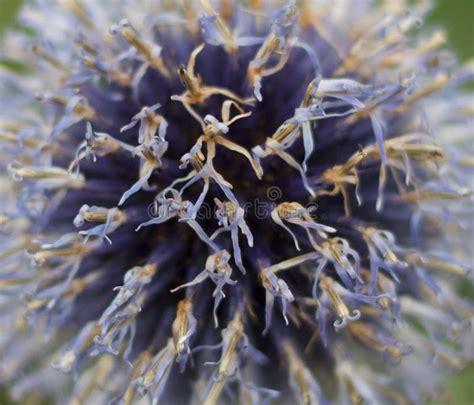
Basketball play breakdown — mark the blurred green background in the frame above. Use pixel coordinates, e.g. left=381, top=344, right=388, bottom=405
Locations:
left=0, top=0, right=473, bottom=403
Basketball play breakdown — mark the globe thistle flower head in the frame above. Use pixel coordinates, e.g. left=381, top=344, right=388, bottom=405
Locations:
left=0, top=0, right=473, bottom=403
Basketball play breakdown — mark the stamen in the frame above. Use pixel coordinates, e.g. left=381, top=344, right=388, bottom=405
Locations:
left=283, top=340, right=326, bottom=404
left=26, top=272, right=99, bottom=315
left=134, top=339, right=176, bottom=401
left=37, top=94, right=96, bottom=120
left=172, top=299, right=197, bottom=368
left=0, top=130, right=39, bottom=148
left=336, top=9, right=422, bottom=74
left=69, top=123, right=126, bottom=171
left=401, top=188, right=471, bottom=203
left=73, top=34, right=97, bottom=55
left=111, top=19, right=170, bottom=78
left=74, top=205, right=126, bottom=226
left=357, top=133, right=447, bottom=210
left=198, top=104, right=261, bottom=179
left=317, top=238, right=362, bottom=288
left=122, top=351, right=152, bottom=405
left=273, top=121, right=299, bottom=143
left=27, top=237, right=91, bottom=266
left=52, top=322, right=101, bottom=373
left=459, top=156, right=474, bottom=167
left=171, top=250, right=236, bottom=327
left=137, top=189, right=218, bottom=250
left=82, top=55, right=132, bottom=86
left=182, top=0, right=200, bottom=36
left=359, top=227, right=400, bottom=264
left=92, top=264, right=156, bottom=359
left=200, top=0, right=236, bottom=52
left=0, top=241, right=36, bottom=261
left=211, top=199, right=253, bottom=274
left=69, top=356, right=115, bottom=404
left=347, top=322, right=411, bottom=363
left=120, top=103, right=166, bottom=144
left=73, top=205, right=127, bottom=244
left=247, top=1, right=298, bottom=101
left=393, top=73, right=449, bottom=114
left=319, top=275, right=361, bottom=330
left=318, top=149, right=367, bottom=216
left=381, top=30, right=446, bottom=68
left=271, top=202, right=336, bottom=251
left=176, top=44, right=254, bottom=106
left=203, top=312, right=247, bottom=405
left=31, top=45, right=70, bottom=72
left=59, top=0, right=94, bottom=29
left=260, top=269, right=295, bottom=333
left=310, top=76, right=372, bottom=108
left=8, top=162, right=85, bottom=189
left=405, top=253, right=470, bottom=278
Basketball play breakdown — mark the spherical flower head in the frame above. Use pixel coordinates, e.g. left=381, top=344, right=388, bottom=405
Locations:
left=0, top=0, right=473, bottom=403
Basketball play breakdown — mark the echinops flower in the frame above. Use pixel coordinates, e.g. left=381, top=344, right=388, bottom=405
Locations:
left=0, top=0, right=473, bottom=403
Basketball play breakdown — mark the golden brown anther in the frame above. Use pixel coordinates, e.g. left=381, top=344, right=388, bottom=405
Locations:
left=180, top=0, right=199, bottom=36
left=320, top=276, right=354, bottom=323
left=0, top=241, right=38, bottom=260
left=392, top=73, right=449, bottom=114
left=31, top=45, right=71, bottom=72
left=335, top=7, right=422, bottom=76
left=0, top=130, right=39, bottom=148
left=73, top=36, right=97, bottom=55
left=38, top=94, right=96, bottom=120
left=213, top=198, right=237, bottom=221
left=405, top=254, right=469, bottom=278
left=273, top=121, right=299, bottom=143
left=360, top=227, right=398, bottom=263
left=59, top=0, right=94, bottom=29
left=115, top=21, right=170, bottom=78
left=175, top=44, right=253, bottom=106
left=27, top=272, right=99, bottom=312
left=247, top=3, right=298, bottom=101
left=402, top=188, right=471, bottom=204
left=123, top=351, right=152, bottom=405
left=84, top=208, right=125, bottom=224
left=301, top=78, right=319, bottom=108
left=324, top=239, right=343, bottom=267
left=360, top=268, right=394, bottom=310
left=381, top=30, right=446, bottom=68
left=459, top=156, right=474, bottom=167
left=178, top=64, right=201, bottom=99
left=219, top=0, right=233, bottom=22
left=350, top=133, right=448, bottom=210
left=70, top=356, right=114, bottom=405
left=283, top=341, right=312, bottom=405
left=9, top=163, right=85, bottom=186
left=218, top=313, right=243, bottom=377
left=318, top=149, right=367, bottom=216
left=82, top=55, right=132, bottom=87
left=203, top=312, right=245, bottom=405
left=200, top=0, right=236, bottom=52
left=27, top=237, right=91, bottom=266
left=172, top=299, right=195, bottom=355
left=8, top=163, right=86, bottom=189
left=430, top=348, right=467, bottom=371
left=247, top=37, right=291, bottom=100
left=344, top=377, right=364, bottom=405
left=347, top=322, right=409, bottom=363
